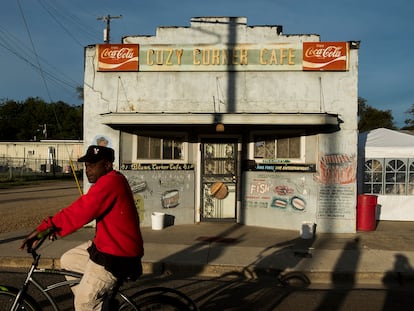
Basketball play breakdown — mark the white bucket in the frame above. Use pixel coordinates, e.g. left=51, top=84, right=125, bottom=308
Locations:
left=151, top=212, right=165, bottom=230
left=300, top=221, right=315, bottom=239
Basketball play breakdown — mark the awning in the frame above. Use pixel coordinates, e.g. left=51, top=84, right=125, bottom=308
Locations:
left=101, top=112, right=342, bottom=127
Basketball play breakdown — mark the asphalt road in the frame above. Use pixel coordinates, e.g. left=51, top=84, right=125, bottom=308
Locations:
left=0, top=268, right=413, bottom=311
left=0, top=180, right=82, bottom=234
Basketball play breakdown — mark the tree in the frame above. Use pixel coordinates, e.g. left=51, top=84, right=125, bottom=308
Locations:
left=403, top=104, right=414, bottom=130
left=0, top=97, right=83, bottom=141
left=76, top=86, right=84, bottom=100
left=358, top=97, right=395, bottom=132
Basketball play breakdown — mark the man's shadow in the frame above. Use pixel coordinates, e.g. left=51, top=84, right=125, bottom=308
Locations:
left=382, top=254, right=414, bottom=311
left=314, top=237, right=361, bottom=311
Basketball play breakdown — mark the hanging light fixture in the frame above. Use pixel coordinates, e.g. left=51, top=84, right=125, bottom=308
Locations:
left=215, top=123, right=225, bottom=132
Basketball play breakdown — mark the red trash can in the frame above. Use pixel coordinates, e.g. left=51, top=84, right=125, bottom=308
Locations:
left=357, top=194, right=378, bottom=231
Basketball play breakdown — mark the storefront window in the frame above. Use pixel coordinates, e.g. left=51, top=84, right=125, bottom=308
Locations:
left=136, top=135, right=185, bottom=161
left=363, top=159, right=383, bottom=194
left=364, top=158, right=414, bottom=195
left=253, top=136, right=303, bottom=162
left=409, top=161, right=414, bottom=195
left=385, top=159, right=406, bottom=194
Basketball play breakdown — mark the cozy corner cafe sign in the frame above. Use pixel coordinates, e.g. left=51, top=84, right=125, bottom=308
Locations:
left=97, top=42, right=349, bottom=72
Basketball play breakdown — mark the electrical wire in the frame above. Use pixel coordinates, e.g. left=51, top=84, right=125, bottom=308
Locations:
left=13, top=0, right=86, bottom=195
left=16, top=0, right=52, bottom=102
left=0, top=26, right=80, bottom=91
left=36, top=0, right=101, bottom=44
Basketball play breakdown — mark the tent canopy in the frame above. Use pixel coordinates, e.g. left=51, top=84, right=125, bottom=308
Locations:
left=358, top=128, right=414, bottom=158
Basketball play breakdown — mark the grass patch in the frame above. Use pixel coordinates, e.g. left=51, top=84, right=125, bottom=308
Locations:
left=0, top=173, right=82, bottom=189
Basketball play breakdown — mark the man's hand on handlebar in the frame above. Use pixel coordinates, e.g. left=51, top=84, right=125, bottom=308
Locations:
left=20, top=228, right=57, bottom=252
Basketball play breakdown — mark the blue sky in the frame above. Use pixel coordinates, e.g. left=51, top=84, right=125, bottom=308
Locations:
left=1, top=0, right=413, bottom=128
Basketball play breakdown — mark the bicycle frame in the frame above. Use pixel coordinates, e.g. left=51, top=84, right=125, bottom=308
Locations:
left=11, top=265, right=137, bottom=311
left=9, top=232, right=138, bottom=311
left=6, top=230, right=198, bottom=311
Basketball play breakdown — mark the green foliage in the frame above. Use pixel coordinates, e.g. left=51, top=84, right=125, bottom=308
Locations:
left=358, top=97, right=395, bottom=132
left=0, top=97, right=83, bottom=141
left=403, top=104, right=414, bottom=130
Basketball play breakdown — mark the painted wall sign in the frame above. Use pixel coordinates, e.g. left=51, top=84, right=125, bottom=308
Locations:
left=97, top=44, right=139, bottom=71
left=121, top=163, right=195, bottom=170
left=302, top=42, right=349, bottom=71
left=96, top=42, right=349, bottom=72
left=138, top=43, right=302, bottom=71
left=318, top=185, right=355, bottom=219
left=253, top=163, right=316, bottom=172
left=315, top=153, right=356, bottom=185
left=244, top=174, right=310, bottom=212
left=316, top=153, right=356, bottom=220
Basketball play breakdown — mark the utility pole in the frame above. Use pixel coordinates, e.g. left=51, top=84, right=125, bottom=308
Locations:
left=97, top=14, right=122, bottom=43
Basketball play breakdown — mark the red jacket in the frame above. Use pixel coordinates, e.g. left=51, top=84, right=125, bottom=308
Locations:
left=37, top=170, right=144, bottom=258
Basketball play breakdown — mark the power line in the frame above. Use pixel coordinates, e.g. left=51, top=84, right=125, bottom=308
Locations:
left=36, top=0, right=84, bottom=46
left=0, top=26, right=80, bottom=91
left=37, top=0, right=101, bottom=44
left=16, top=0, right=52, bottom=102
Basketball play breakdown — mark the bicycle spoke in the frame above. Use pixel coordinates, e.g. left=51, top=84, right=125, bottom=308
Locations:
left=0, top=289, right=40, bottom=311
left=120, top=287, right=199, bottom=311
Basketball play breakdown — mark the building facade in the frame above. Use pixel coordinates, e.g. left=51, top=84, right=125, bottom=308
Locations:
left=83, top=17, right=360, bottom=233
left=0, top=140, right=83, bottom=173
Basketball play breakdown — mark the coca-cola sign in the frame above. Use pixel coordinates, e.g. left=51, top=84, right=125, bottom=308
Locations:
left=98, top=44, right=139, bottom=71
left=303, top=42, right=349, bottom=71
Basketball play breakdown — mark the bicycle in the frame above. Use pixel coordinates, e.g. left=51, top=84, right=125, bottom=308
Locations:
left=0, top=229, right=199, bottom=311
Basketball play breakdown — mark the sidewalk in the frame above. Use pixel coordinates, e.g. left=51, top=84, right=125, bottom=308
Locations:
left=1, top=221, right=414, bottom=286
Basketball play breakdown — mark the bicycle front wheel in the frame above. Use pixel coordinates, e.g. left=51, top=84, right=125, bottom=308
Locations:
left=0, top=286, right=40, bottom=311
left=120, top=286, right=198, bottom=311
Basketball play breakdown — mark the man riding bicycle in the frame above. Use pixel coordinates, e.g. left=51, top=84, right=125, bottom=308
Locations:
left=20, top=145, right=144, bottom=311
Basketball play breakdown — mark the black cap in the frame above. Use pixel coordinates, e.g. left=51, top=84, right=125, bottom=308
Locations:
left=78, top=145, right=115, bottom=163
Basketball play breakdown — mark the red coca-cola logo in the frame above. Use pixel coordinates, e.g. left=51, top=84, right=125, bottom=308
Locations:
left=100, top=47, right=135, bottom=60
left=303, top=42, right=348, bottom=71
left=98, top=44, right=139, bottom=71
left=304, top=45, right=343, bottom=59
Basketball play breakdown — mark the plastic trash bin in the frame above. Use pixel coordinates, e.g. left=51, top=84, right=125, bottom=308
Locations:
left=357, top=194, right=377, bottom=231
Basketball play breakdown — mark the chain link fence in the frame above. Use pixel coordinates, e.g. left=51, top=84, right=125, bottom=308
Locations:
left=0, top=157, right=83, bottom=181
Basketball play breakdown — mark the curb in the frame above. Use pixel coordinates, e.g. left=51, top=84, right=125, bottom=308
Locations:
left=0, top=257, right=58, bottom=270
left=3, top=258, right=414, bottom=287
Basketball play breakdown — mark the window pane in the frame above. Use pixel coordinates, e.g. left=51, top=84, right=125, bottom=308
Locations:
left=289, top=137, right=301, bottom=158
left=276, top=138, right=289, bottom=158
left=276, top=137, right=301, bottom=158
left=149, top=138, right=161, bottom=159
left=174, top=141, right=183, bottom=159
left=137, top=135, right=184, bottom=160
left=254, top=140, right=275, bottom=158
left=163, top=139, right=172, bottom=159
left=372, top=184, right=383, bottom=194
left=373, top=172, right=382, bottom=182
left=385, top=159, right=407, bottom=195
left=364, top=159, right=383, bottom=194
left=137, top=136, right=149, bottom=158
left=254, top=136, right=301, bottom=160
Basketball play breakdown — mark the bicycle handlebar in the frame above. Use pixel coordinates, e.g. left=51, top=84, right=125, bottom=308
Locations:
left=29, top=227, right=56, bottom=254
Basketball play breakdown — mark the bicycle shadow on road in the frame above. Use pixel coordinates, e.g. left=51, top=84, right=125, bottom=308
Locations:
left=143, top=223, right=315, bottom=310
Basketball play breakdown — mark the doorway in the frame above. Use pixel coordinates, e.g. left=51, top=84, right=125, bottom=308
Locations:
left=200, top=139, right=238, bottom=221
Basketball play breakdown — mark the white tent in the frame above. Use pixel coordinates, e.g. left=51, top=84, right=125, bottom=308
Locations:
left=358, top=127, right=414, bottom=158
left=358, top=128, right=414, bottom=221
